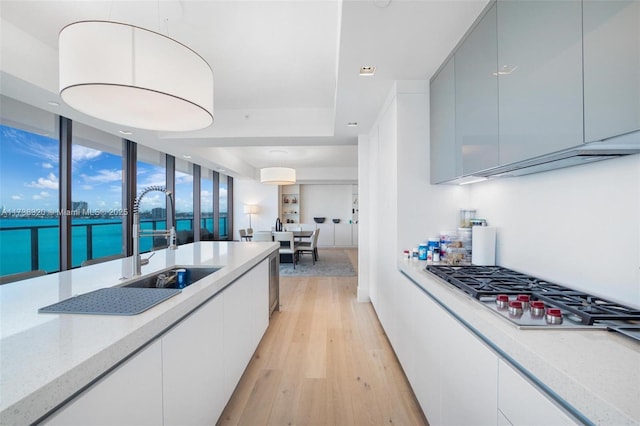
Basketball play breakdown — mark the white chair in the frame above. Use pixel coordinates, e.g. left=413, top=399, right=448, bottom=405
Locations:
left=246, top=228, right=253, bottom=236
left=273, top=231, right=298, bottom=268
left=298, top=228, right=319, bottom=263
left=252, top=231, right=273, bottom=242
left=239, top=229, right=250, bottom=241
left=299, top=223, right=317, bottom=232
left=284, top=224, right=301, bottom=232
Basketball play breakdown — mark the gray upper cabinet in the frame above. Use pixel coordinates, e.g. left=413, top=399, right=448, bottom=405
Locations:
left=583, top=0, right=640, bottom=142
left=430, top=57, right=458, bottom=183
left=455, top=4, right=499, bottom=175
left=497, top=0, right=583, bottom=165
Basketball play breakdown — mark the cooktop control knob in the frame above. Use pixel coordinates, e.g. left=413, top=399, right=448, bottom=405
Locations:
left=496, top=294, right=509, bottom=309
left=530, top=301, right=546, bottom=317
left=516, top=294, right=531, bottom=310
left=508, top=301, right=524, bottom=317
left=545, top=308, right=563, bottom=324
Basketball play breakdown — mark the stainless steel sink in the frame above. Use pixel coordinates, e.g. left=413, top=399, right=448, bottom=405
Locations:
left=121, top=266, right=221, bottom=290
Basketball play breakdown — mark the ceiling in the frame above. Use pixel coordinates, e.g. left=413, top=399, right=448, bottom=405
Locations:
left=0, top=0, right=488, bottom=183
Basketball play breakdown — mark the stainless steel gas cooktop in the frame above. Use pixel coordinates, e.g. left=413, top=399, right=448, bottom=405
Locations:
left=426, top=265, right=640, bottom=341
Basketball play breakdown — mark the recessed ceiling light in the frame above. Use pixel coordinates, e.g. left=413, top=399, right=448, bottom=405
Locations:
left=183, top=155, right=192, bottom=159
left=269, top=149, right=288, bottom=155
left=347, top=122, right=358, bottom=127
left=47, top=101, right=60, bottom=107
left=119, top=130, right=133, bottom=135
left=359, top=66, right=376, bottom=76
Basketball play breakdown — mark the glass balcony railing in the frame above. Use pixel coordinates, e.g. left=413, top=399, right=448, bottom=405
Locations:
left=0, top=216, right=228, bottom=276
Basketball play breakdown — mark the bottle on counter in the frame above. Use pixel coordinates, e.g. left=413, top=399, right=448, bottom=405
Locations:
left=402, top=249, right=411, bottom=260
left=412, top=248, right=419, bottom=261
left=418, top=243, right=428, bottom=260
left=433, top=247, right=440, bottom=262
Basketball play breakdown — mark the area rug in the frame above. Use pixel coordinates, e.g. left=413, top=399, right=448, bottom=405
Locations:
left=279, top=249, right=356, bottom=277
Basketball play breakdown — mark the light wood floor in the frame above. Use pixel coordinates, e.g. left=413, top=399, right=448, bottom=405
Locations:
left=217, top=249, right=428, bottom=426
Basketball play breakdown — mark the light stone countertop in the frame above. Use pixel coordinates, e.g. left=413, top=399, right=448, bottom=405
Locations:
left=0, top=241, right=279, bottom=425
left=399, top=260, right=640, bottom=425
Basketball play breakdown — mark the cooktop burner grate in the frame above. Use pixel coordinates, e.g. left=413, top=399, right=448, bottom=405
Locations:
left=426, top=265, right=640, bottom=326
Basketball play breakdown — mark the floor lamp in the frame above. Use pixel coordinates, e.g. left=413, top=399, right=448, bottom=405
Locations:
left=244, top=204, right=258, bottom=229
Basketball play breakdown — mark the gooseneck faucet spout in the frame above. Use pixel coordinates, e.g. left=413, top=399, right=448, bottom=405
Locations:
left=132, top=186, right=177, bottom=276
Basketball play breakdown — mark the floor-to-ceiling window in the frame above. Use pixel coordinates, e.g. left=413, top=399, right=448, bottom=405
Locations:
left=175, top=158, right=194, bottom=245
left=0, top=96, right=60, bottom=274
left=136, top=145, right=167, bottom=253
left=71, top=123, right=123, bottom=266
left=201, top=168, right=214, bottom=240
left=0, top=95, right=235, bottom=279
left=219, top=173, right=229, bottom=239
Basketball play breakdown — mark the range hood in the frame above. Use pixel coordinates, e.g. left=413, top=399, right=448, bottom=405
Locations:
left=473, top=130, right=640, bottom=179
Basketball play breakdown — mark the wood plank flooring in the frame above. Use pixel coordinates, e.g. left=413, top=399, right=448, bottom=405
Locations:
left=217, top=249, right=428, bottom=426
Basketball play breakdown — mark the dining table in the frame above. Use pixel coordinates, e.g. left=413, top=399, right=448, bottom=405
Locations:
left=290, top=230, right=314, bottom=240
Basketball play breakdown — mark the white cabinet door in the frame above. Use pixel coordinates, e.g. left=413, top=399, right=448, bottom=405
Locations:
left=44, top=340, right=163, bottom=426
left=334, top=223, right=352, bottom=246
left=439, top=311, right=498, bottom=425
left=397, top=275, right=497, bottom=426
left=316, top=223, right=334, bottom=247
left=412, top=282, right=444, bottom=425
left=351, top=223, right=358, bottom=246
left=583, top=0, right=640, bottom=142
left=455, top=3, right=499, bottom=175
left=498, top=359, right=578, bottom=425
left=252, top=259, right=270, bottom=343
left=430, top=57, right=458, bottom=183
left=162, top=294, right=225, bottom=426
left=497, top=0, right=583, bottom=165
left=223, top=259, right=269, bottom=399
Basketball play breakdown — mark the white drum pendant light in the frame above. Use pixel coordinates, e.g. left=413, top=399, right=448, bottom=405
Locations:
left=260, top=167, right=296, bottom=185
left=59, top=21, right=213, bottom=131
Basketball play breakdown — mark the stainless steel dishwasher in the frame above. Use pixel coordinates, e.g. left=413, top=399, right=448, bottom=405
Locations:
left=269, top=251, right=279, bottom=316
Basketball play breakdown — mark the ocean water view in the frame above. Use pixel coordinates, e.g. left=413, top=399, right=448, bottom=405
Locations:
left=0, top=217, right=221, bottom=276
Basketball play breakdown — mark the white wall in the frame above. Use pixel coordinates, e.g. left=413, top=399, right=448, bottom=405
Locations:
left=232, top=178, right=279, bottom=238
left=470, top=154, right=640, bottom=307
left=300, top=184, right=353, bottom=224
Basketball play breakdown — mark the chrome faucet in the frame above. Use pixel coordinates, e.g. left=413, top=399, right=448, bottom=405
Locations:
left=132, top=186, right=177, bottom=276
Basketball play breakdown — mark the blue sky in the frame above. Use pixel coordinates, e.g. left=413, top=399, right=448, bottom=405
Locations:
left=1, top=124, right=225, bottom=214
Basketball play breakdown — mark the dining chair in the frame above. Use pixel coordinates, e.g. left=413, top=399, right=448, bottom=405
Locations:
left=239, top=229, right=250, bottom=241
left=252, top=231, right=273, bottom=242
left=246, top=228, right=253, bottom=236
left=300, top=223, right=316, bottom=232
left=273, top=231, right=298, bottom=268
left=298, top=228, right=320, bottom=263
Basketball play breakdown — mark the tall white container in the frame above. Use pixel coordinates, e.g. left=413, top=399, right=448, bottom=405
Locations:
left=472, top=226, right=496, bottom=266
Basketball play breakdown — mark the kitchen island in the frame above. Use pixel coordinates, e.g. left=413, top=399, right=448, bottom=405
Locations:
left=396, top=260, right=639, bottom=425
left=0, top=241, right=279, bottom=425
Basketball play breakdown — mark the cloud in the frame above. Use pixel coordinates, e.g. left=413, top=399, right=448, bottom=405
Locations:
left=11, top=194, right=23, bottom=200
left=5, top=127, right=58, bottom=163
left=26, top=173, right=59, bottom=190
left=32, top=191, right=51, bottom=200
left=137, top=171, right=166, bottom=189
left=175, top=172, right=193, bottom=184
left=82, top=185, right=93, bottom=190
left=42, top=162, right=53, bottom=169
left=81, top=169, right=122, bottom=184
left=72, top=145, right=102, bottom=163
